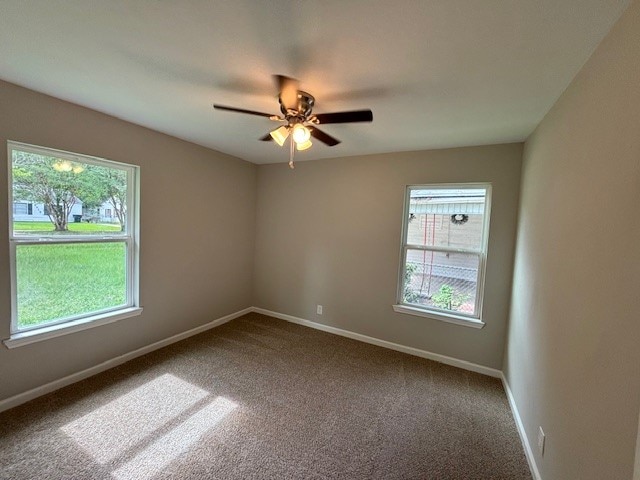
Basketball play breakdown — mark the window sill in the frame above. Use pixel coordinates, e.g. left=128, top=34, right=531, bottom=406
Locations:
left=3, top=307, right=143, bottom=349
left=392, top=304, right=485, bottom=329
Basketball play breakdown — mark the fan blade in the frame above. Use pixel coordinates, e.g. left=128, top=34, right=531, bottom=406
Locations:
left=259, top=133, right=272, bottom=141
left=275, top=75, right=299, bottom=110
left=314, top=110, right=373, bottom=124
left=213, top=104, right=274, bottom=117
left=310, top=127, right=341, bottom=146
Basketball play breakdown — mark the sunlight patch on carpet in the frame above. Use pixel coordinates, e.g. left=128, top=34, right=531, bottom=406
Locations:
left=61, top=374, right=209, bottom=463
left=111, top=396, right=237, bottom=480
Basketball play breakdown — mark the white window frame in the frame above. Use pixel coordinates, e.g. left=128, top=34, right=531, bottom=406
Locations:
left=393, top=183, right=492, bottom=329
left=4, top=141, right=142, bottom=348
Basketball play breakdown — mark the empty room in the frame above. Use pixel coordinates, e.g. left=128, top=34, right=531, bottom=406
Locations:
left=0, top=1, right=638, bottom=479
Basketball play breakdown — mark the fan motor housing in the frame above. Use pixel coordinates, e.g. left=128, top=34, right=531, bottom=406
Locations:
left=280, top=91, right=315, bottom=119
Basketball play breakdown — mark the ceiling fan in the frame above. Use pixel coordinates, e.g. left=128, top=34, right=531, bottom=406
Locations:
left=214, top=75, right=373, bottom=168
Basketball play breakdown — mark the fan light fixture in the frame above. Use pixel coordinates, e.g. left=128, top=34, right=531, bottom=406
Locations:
left=270, top=124, right=312, bottom=148
left=269, top=124, right=314, bottom=159
left=296, top=139, right=312, bottom=151
left=213, top=74, right=373, bottom=169
left=269, top=126, right=290, bottom=147
left=292, top=124, right=311, bottom=143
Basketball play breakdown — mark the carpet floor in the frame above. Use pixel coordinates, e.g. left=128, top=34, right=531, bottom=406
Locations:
left=0, top=313, right=531, bottom=479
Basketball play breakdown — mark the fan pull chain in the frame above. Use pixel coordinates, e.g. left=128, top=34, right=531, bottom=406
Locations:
left=289, top=135, right=295, bottom=169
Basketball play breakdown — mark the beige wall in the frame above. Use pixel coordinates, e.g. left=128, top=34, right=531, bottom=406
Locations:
left=504, top=1, right=640, bottom=479
left=253, top=144, right=522, bottom=369
left=0, top=80, right=257, bottom=401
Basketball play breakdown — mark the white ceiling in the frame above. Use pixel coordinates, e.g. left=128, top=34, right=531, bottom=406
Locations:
left=0, top=1, right=630, bottom=164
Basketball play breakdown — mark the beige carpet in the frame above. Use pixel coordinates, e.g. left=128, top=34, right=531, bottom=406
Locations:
left=0, top=313, right=531, bottom=479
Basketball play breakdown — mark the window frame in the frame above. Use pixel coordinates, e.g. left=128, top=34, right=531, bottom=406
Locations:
left=393, top=183, right=492, bottom=328
left=6, top=141, right=141, bottom=345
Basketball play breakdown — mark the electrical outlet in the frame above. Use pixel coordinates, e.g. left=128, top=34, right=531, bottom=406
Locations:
left=316, top=305, right=323, bottom=315
left=537, top=426, right=545, bottom=456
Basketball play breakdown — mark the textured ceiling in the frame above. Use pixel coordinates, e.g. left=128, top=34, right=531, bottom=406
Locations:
left=0, top=0, right=630, bottom=164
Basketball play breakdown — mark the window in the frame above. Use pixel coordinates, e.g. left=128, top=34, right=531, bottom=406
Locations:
left=6, top=141, right=141, bottom=346
left=394, top=184, right=491, bottom=327
left=13, top=202, right=32, bottom=215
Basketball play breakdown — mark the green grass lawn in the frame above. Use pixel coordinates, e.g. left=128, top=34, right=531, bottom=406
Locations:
left=16, top=242, right=127, bottom=328
left=14, top=221, right=121, bottom=234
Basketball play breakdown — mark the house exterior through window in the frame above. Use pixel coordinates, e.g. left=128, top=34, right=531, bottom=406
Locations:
left=13, top=202, right=32, bottom=215
left=394, top=184, right=491, bottom=327
left=5, top=141, right=141, bottom=346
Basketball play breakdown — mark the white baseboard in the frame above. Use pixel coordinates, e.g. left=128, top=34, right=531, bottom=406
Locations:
left=501, top=373, right=542, bottom=480
left=0, top=307, right=252, bottom=413
left=251, top=307, right=502, bottom=378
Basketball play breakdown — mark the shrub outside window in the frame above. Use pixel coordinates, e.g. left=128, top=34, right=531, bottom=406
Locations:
left=7, top=141, right=140, bottom=338
left=395, top=184, right=491, bottom=325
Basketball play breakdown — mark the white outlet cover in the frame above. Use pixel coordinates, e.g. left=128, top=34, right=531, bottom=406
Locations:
left=316, top=305, right=323, bottom=315
left=537, top=426, right=545, bottom=456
